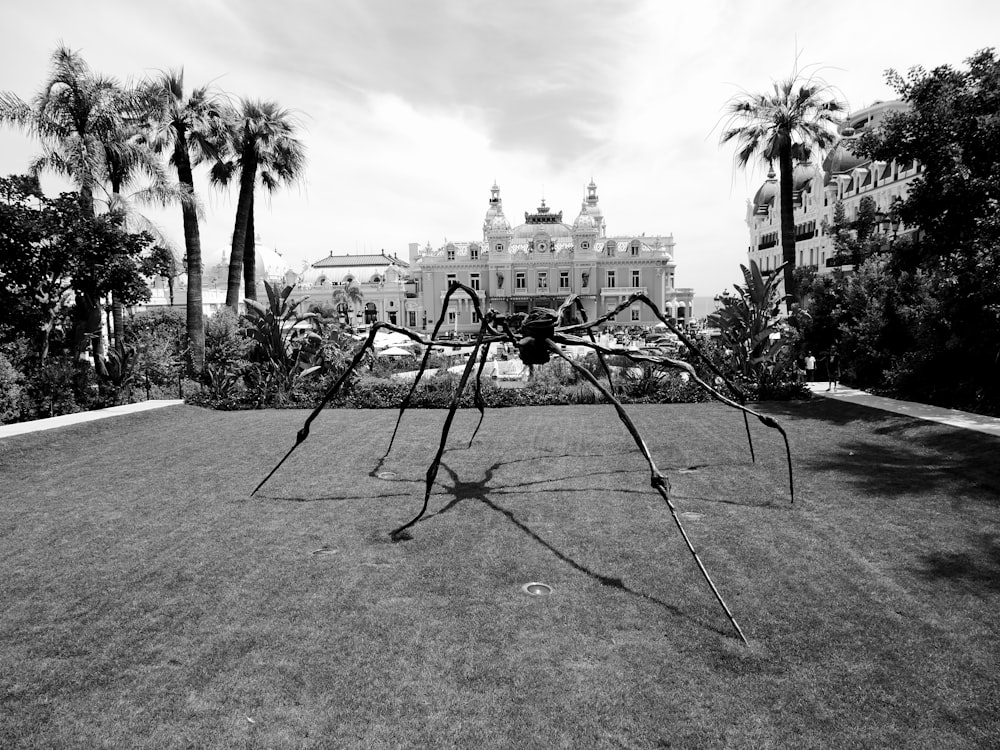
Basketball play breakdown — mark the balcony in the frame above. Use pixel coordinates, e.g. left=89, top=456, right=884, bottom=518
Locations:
left=600, top=286, right=647, bottom=297
left=825, top=254, right=859, bottom=269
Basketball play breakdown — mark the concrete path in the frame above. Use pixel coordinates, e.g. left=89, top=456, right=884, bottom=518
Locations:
left=0, top=400, right=184, bottom=439
left=806, top=383, right=1000, bottom=438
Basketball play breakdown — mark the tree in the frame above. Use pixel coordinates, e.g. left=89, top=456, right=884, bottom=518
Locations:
left=852, top=48, right=1000, bottom=412
left=0, top=175, right=154, bottom=363
left=142, top=244, right=184, bottom=306
left=214, top=99, right=305, bottom=308
left=721, top=69, right=845, bottom=310
left=0, top=44, right=144, bottom=361
left=331, top=284, right=364, bottom=331
left=143, top=70, right=227, bottom=374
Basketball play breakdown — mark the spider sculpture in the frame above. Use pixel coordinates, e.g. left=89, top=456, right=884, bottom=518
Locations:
left=253, top=281, right=795, bottom=644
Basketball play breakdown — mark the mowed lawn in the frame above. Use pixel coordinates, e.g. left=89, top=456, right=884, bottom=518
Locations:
left=1, top=399, right=998, bottom=749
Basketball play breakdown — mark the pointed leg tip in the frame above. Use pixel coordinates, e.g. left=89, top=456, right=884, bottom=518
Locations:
left=390, top=530, right=413, bottom=543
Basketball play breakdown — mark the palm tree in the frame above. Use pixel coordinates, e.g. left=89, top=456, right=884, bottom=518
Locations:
left=143, top=70, right=227, bottom=374
left=721, top=70, right=845, bottom=310
left=331, top=284, right=364, bottom=331
left=216, top=99, right=305, bottom=309
left=0, top=44, right=138, bottom=360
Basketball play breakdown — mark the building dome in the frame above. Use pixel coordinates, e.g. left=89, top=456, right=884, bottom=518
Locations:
left=210, top=236, right=291, bottom=284
left=752, top=168, right=779, bottom=210
left=573, top=201, right=597, bottom=230
left=510, top=221, right=574, bottom=241
left=823, top=141, right=868, bottom=176
left=489, top=213, right=511, bottom=231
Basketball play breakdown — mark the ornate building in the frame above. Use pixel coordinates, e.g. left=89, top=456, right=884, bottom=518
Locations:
left=408, top=181, right=694, bottom=334
left=292, top=251, right=411, bottom=326
left=747, top=100, right=919, bottom=276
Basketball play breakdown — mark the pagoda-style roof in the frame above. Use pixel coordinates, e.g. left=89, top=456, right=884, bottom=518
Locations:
left=312, top=251, right=409, bottom=269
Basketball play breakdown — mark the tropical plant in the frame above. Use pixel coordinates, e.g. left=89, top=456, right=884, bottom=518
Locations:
left=143, top=70, right=228, bottom=374
left=241, top=281, right=323, bottom=404
left=0, top=45, right=147, bottom=360
left=708, top=260, right=788, bottom=379
left=721, top=69, right=845, bottom=309
left=213, top=99, right=305, bottom=307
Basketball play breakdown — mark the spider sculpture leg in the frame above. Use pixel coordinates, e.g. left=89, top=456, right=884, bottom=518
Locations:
left=383, top=282, right=505, bottom=459
left=561, top=292, right=771, bottom=472
left=388, top=284, right=506, bottom=541
left=252, top=323, right=391, bottom=496
left=555, top=294, right=616, bottom=392
left=545, top=341, right=748, bottom=644
left=551, top=330, right=794, bottom=504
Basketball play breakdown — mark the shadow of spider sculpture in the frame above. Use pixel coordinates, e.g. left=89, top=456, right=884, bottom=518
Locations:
left=253, top=281, right=795, bottom=644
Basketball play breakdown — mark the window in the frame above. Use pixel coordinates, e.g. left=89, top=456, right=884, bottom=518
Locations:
left=470, top=273, right=480, bottom=291
left=630, top=241, right=640, bottom=256
left=515, top=272, right=526, bottom=289
left=559, top=271, right=570, bottom=289
left=472, top=311, right=480, bottom=324
left=470, top=246, right=479, bottom=260
left=446, top=273, right=457, bottom=288
left=446, top=247, right=455, bottom=261
left=495, top=243, right=503, bottom=252
left=630, top=307, right=640, bottom=321
left=447, top=311, right=457, bottom=324
left=537, top=271, right=548, bottom=289
left=606, top=242, right=616, bottom=256
left=631, top=269, right=640, bottom=288
left=407, top=311, right=416, bottom=327
left=581, top=241, right=590, bottom=250
left=606, top=270, right=616, bottom=288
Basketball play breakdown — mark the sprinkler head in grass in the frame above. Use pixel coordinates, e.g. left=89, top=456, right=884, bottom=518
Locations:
left=521, top=582, right=552, bottom=596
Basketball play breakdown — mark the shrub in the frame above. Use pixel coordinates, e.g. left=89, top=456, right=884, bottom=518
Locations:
left=0, top=352, right=24, bottom=423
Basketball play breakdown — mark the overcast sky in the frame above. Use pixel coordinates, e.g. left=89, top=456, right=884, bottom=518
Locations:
left=2, top=0, right=997, bottom=297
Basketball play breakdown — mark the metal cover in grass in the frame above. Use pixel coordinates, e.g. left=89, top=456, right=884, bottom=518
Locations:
left=521, top=582, right=552, bottom=596
left=376, top=471, right=397, bottom=479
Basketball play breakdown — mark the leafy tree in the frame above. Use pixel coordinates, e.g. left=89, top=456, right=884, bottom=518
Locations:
left=213, top=100, right=305, bottom=307
left=721, top=70, right=845, bottom=309
left=143, top=70, right=227, bottom=374
left=852, top=48, right=1000, bottom=412
left=142, top=244, right=184, bottom=306
left=0, top=45, right=146, bottom=360
left=0, top=175, right=154, bottom=364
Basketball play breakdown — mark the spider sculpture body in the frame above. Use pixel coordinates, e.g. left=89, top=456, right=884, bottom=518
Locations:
left=253, top=282, right=795, bottom=644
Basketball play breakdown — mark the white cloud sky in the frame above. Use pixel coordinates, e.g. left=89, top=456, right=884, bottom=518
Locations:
left=2, top=0, right=997, bottom=296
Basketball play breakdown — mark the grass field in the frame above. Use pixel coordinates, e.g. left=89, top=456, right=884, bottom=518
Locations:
left=1, top=399, right=998, bottom=748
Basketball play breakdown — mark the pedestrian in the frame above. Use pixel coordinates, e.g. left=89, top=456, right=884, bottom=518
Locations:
left=826, top=347, right=840, bottom=391
left=804, top=352, right=816, bottom=382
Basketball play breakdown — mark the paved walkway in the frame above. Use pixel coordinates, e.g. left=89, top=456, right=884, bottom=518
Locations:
left=806, top=383, right=1000, bottom=438
left=0, top=400, right=184, bottom=439
left=2, top=389, right=999, bottom=440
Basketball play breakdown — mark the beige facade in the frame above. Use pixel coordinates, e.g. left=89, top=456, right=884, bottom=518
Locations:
left=408, top=181, right=694, bottom=334
left=747, top=101, right=920, bottom=276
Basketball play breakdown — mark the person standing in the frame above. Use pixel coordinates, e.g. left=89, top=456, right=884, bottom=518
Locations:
left=804, top=352, right=816, bottom=382
left=826, top=347, right=840, bottom=391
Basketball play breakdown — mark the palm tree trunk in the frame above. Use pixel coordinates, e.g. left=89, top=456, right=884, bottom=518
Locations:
left=778, top=146, right=797, bottom=313
left=225, top=148, right=258, bottom=309
left=72, top=188, right=106, bottom=363
left=242, top=192, right=256, bottom=302
left=175, top=140, right=205, bottom=374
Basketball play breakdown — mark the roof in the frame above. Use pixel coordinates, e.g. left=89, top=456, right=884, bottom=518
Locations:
left=312, top=252, right=409, bottom=269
